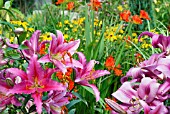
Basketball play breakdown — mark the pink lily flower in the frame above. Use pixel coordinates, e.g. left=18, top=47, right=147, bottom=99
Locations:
left=74, top=52, right=110, bottom=101
left=121, top=53, right=165, bottom=83
left=138, top=31, right=170, bottom=54
left=5, top=30, right=48, bottom=59
left=0, top=70, right=21, bottom=109
left=110, top=77, right=168, bottom=114
left=39, top=30, right=83, bottom=74
left=43, top=90, right=69, bottom=114
left=7, top=54, right=66, bottom=114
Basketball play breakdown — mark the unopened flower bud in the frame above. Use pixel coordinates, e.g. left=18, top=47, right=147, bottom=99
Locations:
left=6, top=78, right=14, bottom=87
left=105, top=98, right=127, bottom=114
left=14, top=28, right=24, bottom=34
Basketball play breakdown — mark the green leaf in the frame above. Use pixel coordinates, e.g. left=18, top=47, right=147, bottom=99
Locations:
left=0, top=0, right=3, bottom=8
left=68, top=109, right=76, bottom=114
left=115, top=42, right=125, bottom=67
left=18, top=32, right=27, bottom=44
left=18, top=44, right=28, bottom=50
left=72, top=92, right=88, bottom=107
left=0, top=7, right=16, bottom=19
left=84, top=5, right=91, bottom=48
left=0, top=20, right=15, bottom=31
left=67, top=99, right=81, bottom=109
left=93, top=21, right=105, bottom=60
left=82, top=86, right=105, bottom=108
left=10, top=53, right=20, bottom=59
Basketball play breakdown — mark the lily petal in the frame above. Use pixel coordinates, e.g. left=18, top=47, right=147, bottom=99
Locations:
left=138, top=77, right=159, bottom=103
left=76, top=52, right=87, bottom=66
left=27, top=54, right=44, bottom=81
left=7, top=68, right=27, bottom=80
left=6, top=38, right=19, bottom=49
left=30, top=30, right=41, bottom=53
left=149, top=103, right=168, bottom=114
left=112, top=82, right=137, bottom=104
left=38, top=54, right=51, bottom=63
left=38, top=79, right=65, bottom=93
left=139, top=100, right=150, bottom=114
left=8, top=81, right=35, bottom=94
left=32, top=92, right=42, bottom=114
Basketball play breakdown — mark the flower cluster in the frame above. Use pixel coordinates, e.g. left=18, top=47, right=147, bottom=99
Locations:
left=0, top=30, right=110, bottom=114
left=105, top=55, right=122, bottom=76
left=105, top=31, right=170, bottom=114
left=56, top=0, right=75, bottom=10
left=120, top=10, right=150, bottom=24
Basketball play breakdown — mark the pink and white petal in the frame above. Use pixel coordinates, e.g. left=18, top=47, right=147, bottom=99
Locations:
left=30, top=30, right=41, bottom=53
left=83, top=60, right=96, bottom=73
left=6, top=39, right=19, bottom=49
left=138, top=77, right=159, bottom=102
left=50, top=33, right=59, bottom=54
left=51, top=91, right=67, bottom=102
left=149, top=103, right=168, bottom=114
left=7, top=68, right=27, bottom=80
left=112, top=82, right=137, bottom=104
left=27, top=54, right=44, bottom=81
left=138, top=77, right=160, bottom=103
left=54, top=97, right=69, bottom=107
left=38, top=54, right=51, bottom=63
left=32, top=92, right=43, bottom=114
left=76, top=52, right=87, bottom=65
left=139, top=100, right=150, bottom=114
left=38, top=79, right=66, bottom=93
left=53, top=60, right=67, bottom=74
left=68, top=39, right=80, bottom=55
left=156, top=65, right=170, bottom=79
left=157, top=78, right=170, bottom=95
left=8, top=81, right=35, bottom=94
left=56, top=30, right=64, bottom=45
left=151, top=34, right=161, bottom=48
left=91, top=70, right=110, bottom=79
left=138, top=31, right=154, bottom=41
left=146, top=81, right=160, bottom=103
left=59, top=40, right=80, bottom=53
left=65, top=59, right=83, bottom=69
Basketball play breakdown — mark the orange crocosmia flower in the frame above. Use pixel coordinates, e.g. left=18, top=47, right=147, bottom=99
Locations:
left=105, top=103, right=112, bottom=111
left=68, top=79, right=74, bottom=90
left=89, top=0, right=102, bottom=11
left=119, top=10, right=131, bottom=22
left=132, top=15, right=142, bottom=24
left=113, top=68, right=123, bottom=76
left=56, top=71, right=63, bottom=80
left=67, top=2, right=74, bottom=10
left=56, top=68, right=74, bottom=91
left=140, top=10, right=150, bottom=20
left=56, top=0, right=64, bottom=5
left=105, top=56, right=115, bottom=70
left=39, top=43, right=46, bottom=55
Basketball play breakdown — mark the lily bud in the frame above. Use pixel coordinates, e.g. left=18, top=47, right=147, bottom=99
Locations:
left=14, top=28, right=24, bottom=34
left=5, top=78, right=14, bottom=87
left=105, top=98, right=127, bottom=114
